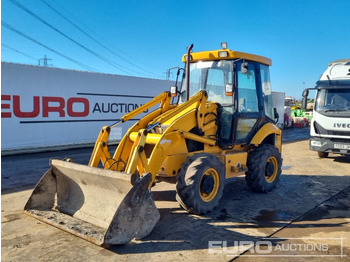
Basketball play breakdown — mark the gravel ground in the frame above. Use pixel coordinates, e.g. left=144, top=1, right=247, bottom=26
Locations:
left=2, top=128, right=349, bottom=261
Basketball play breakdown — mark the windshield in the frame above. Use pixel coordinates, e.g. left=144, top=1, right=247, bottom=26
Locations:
left=315, top=88, right=350, bottom=115
left=179, top=60, right=233, bottom=105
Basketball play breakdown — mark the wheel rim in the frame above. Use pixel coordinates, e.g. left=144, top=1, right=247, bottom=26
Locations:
left=199, top=168, right=220, bottom=202
left=265, top=156, right=278, bottom=183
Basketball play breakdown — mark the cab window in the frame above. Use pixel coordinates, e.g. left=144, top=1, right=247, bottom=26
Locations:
left=237, top=62, right=259, bottom=113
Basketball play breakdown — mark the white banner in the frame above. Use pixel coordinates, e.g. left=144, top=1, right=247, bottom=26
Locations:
left=1, top=62, right=174, bottom=153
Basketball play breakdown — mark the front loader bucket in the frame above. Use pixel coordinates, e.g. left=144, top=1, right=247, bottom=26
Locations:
left=24, top=159, right=160, bottom=246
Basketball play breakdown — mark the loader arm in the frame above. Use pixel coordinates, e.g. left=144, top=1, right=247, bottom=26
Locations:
left=89, top=90, right=217, bottom=184
left=88, top=91, right=172, bottom=168
left=116, top=90, right=217, bottom=182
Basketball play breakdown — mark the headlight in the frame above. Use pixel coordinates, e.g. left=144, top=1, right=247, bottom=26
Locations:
left=311, top=140, right=322, bottom=147
left=218, top=51, right=228, bottom=58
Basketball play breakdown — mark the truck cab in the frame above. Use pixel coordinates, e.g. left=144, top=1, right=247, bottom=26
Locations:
left=302, top=59, right=350, bottom=157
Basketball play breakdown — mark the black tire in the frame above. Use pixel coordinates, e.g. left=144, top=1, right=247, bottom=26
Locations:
left=176, top=153, right=225, bottom=214
left=245, top=144, right=282, bottom=193
left=318, top=151, right=329, bottom=158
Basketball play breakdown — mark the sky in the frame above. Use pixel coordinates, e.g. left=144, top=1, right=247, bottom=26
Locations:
left=1, top=0, right=350, bottom=99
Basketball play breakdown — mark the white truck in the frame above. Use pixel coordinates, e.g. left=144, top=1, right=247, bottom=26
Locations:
left=302, top=59, right=350, bottom=157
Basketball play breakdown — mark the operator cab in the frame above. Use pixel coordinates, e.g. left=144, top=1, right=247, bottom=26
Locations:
left=173, top=43, right=277, bottom=147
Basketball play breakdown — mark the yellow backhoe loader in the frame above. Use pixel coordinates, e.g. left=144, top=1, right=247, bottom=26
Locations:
left=24, top=43, right=282, bottom=246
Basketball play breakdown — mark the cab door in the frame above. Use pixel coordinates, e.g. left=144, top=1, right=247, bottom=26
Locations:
left=233, top=61, right=262, bottom=144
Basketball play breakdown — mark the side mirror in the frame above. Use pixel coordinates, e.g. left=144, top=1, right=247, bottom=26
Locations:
left=225, top=84, right=234, bottom=96
left=273, top=107, right=279, bottom=124
left=241, top=61, right=249, bottom=74
left=170, top=85, right=178, bottom=97
left=302, top=89, right=309, bottom=98
left=301, top=97, right=307, bottom=110
left=302, top=89, right=308, bottom=110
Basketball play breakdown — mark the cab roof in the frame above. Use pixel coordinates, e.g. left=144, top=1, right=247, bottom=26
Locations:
left=182, top=48, right=272, bottom=66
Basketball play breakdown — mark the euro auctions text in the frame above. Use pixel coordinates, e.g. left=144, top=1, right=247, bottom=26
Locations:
left=1, top=94, right=148, bottom=118
left=208, top=237, right=346, bottom=258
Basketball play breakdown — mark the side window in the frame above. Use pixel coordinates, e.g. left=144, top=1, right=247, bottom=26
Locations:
left=260, top=64, right=274, bottom=119
left=237, top=63, right=259, bottom=112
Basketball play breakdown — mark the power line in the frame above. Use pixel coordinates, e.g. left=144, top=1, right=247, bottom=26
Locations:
left=50, top=0, right=161, bottom=76
left=2, top=21, right=98, bottom=72
left=1, top=43, right=38, bottom=61
left=40, top=0, right=157, bottom=77
left=8, top=0, right=138, bottom=75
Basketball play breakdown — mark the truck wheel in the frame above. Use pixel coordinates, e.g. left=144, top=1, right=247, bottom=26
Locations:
left=245, top=144, right=282, bottom=192
left=318, top=152, right=329, bottom=158
left=176, top=153, right=225, bottom=214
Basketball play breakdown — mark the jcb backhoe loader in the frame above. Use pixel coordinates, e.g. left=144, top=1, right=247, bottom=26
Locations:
left=24, top=43, right=282, bottom=246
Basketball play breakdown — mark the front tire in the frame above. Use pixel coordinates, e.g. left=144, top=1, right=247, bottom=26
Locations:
left=176, top=153, right=225, bottom=214
left=318, top=151, right=329, bottom=158
left=245, top=144, right=282, bottom=192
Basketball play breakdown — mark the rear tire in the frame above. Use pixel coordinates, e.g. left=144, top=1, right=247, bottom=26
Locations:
left=318, top=151, right=329, bottom=158
left=245, top=144, right=282, bottom=192
left=176, top=153, right=225, bottom=214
